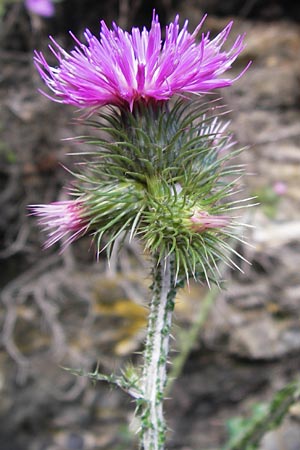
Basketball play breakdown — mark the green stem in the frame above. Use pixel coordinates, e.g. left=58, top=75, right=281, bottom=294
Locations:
left=140, top=254, right=177, bottom=450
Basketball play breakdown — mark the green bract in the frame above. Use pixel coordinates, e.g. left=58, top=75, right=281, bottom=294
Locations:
left=70, top=98, right=244, bottom=283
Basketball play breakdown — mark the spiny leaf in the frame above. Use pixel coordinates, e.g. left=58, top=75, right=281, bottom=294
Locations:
left=61, top=365, right=144, bottom=400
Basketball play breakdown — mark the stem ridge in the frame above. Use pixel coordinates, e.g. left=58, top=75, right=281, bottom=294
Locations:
left=141, top=254, right=176, bottom=450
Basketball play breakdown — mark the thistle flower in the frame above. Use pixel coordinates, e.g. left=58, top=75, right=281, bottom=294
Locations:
left=25, top=0, right=54, bottom=17
left=29, top=200, right=88, bottom=249
left=34, top=12, right=249, bottom=110
left=273, top=181, right=287, bottom=196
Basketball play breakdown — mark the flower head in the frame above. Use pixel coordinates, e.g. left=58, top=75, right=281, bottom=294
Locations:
left=29, top=200, right=88, bottom=249
left=25, top=0, right=54, bottom=17
left=34, top=12, right=249, bottom=110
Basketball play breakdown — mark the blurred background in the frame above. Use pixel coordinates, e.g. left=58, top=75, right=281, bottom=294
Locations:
left=0, top=1, right=300, bottom=449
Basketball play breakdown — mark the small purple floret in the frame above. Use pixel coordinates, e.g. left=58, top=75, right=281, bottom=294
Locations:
left=34, top=11, right=249, bottom=110
left=25, top=0, right=54, bottom=17
left=29, top=200, right=88, bottom=249
left=190, top=210, right=230, bottom=232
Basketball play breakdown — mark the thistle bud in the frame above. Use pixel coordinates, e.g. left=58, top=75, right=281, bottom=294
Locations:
left=189, top=210, right=230, bottom=233
left=29, top=200, right=88, bottom=249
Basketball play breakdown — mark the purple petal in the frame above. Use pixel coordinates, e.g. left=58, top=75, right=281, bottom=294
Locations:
left=34, top=11, right=249, bottom=110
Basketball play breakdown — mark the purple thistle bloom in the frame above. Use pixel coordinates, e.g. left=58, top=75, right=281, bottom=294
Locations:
left=25, top=0, right=55, bottom=17
left=190, top=210, right=230, bottom=233
left=273, top=181, right=287, bottom=196
left=34, top=12, right=249, bottom=110
left=30, top=200, right=88, bottom=249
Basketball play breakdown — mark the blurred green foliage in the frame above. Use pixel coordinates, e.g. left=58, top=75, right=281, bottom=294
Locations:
left=254, top=185, right=282, bottom=219
left=223, top=380, right=300, bottom=450
left=0, top=0, right=17, bottom=18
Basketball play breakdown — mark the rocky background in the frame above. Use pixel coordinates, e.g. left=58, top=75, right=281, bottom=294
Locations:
left=0, top=1, right=300, bottom=449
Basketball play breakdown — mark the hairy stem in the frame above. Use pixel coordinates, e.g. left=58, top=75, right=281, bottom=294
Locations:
left=140, top=254, right=177, bottom=450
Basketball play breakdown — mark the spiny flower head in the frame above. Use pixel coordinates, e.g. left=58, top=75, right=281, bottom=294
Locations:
left=29, top=200, right=88, bottom=249
left=30, top=100, right=247, bottom=284
left=25, top=0, right=54, bottom=17
left=34, top=11, right=249, bottom=111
